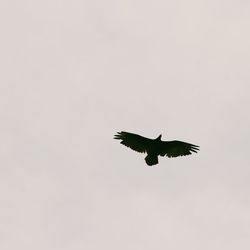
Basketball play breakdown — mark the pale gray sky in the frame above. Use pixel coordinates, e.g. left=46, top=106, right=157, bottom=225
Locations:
left=0, top=0, right=250, bottom=249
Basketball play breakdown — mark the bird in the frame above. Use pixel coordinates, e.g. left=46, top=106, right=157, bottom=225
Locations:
left=114, top=131, right=199, bottom=166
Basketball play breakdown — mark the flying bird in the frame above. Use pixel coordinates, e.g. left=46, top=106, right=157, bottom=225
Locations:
left=114, top=131, right=199, bottom=166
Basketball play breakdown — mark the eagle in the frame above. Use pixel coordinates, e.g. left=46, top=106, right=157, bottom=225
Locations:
left=114, top=131, right=199, bottom=166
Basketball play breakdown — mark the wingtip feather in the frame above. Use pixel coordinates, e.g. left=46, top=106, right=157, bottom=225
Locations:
left=114, top=131, right=123, bottom=140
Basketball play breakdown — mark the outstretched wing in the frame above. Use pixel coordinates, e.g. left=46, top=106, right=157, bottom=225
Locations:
left=114, top=131, right=152, bottom=153
left=160, top=140, right=199, bottom=158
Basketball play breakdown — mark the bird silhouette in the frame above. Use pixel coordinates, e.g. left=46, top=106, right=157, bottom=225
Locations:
left=114, top=131, right=199, bottom=166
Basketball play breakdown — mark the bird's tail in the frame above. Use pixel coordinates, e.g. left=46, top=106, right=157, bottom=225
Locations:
left=145, top=154, right=158, bottom=166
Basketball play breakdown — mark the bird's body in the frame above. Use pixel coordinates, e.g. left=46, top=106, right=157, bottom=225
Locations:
left=114, top=131, right=199, bottom=166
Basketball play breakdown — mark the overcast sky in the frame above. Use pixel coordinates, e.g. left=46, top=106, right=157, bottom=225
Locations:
left=1, top=0, right=250, bottom=249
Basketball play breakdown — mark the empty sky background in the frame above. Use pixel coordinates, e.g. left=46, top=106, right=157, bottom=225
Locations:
left=1, top=0, right=250, bottom=249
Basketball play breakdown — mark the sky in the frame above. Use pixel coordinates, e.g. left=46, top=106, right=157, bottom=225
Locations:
left=0, top=0, right=250, bottom=249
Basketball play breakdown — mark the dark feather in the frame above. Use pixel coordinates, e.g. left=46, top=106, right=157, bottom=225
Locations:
left=114, top=131, right=152, bottom=153
left=159, top=141, right=200, bottom=158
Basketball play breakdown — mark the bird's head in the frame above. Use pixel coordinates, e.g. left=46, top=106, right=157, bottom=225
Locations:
left=156, top=134, right=162, bottom=141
